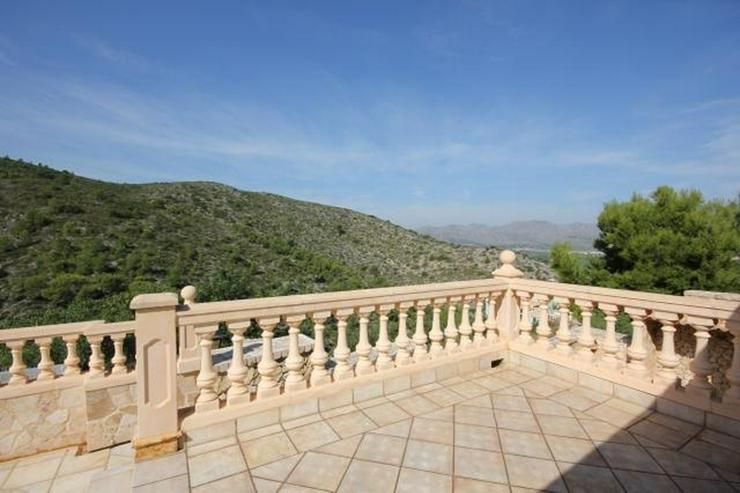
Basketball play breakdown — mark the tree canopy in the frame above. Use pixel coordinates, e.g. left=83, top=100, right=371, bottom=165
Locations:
left=551, top=186, right=740, bottom=294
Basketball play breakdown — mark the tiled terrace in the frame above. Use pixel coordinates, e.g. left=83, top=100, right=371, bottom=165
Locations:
left=9, top=361, right=735, bottom=492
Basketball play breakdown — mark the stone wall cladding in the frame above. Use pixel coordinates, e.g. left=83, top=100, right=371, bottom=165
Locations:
left=85, top=383, right=137, bottom=452
left=0, top=387, right=86, bottom=461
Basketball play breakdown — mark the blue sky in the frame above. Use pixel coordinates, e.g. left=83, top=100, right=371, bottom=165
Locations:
left=1, top=1, right=739, bottom=226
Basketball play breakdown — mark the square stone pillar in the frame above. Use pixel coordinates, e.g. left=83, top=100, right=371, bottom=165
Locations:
left=130, top=292, right=180, bottom=459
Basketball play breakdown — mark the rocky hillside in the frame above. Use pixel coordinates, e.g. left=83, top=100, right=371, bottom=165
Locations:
left=418, top=221, right=599, bottom=251
left=0, top=157, right=551, bottom=328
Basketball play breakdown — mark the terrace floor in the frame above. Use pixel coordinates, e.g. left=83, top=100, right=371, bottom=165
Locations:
left=2, top=361, right=740, bottom=492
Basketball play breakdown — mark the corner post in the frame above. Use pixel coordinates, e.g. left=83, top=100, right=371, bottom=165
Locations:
left=492, top=250, right=524, bottom=340
left=130, top=292, right=180, bottom=459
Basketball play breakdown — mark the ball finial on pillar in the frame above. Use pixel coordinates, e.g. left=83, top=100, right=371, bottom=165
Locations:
left=180, top=285, right=197, bottom=305
left=492, top=249, right=523, bottom=278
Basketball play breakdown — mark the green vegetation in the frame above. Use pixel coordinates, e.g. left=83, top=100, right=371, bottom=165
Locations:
left=0, top=156, right=551, bottom=331
left=550, top=186, right=739, bottom=294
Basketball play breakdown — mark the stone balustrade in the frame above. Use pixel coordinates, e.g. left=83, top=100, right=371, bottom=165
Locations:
left=1, top=250, right=739, bottom=462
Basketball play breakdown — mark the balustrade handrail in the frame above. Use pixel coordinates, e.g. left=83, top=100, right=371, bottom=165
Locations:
left=176, top=277, right=510, bottom=327
left=510, top=278, right=740, bottom=326
left=0, top=320, right=104, bottom=344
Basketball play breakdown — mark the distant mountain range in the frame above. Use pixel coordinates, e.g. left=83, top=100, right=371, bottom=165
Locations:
left=417, top=221, right=599, bottom=251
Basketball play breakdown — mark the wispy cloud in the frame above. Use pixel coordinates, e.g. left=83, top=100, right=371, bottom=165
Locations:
left=74, top=37, right=147, bottom=68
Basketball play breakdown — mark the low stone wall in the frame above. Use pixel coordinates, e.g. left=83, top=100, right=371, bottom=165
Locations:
left=86, top=382, right=137, bottom=451
left=0, top=387, right=86, bottom=459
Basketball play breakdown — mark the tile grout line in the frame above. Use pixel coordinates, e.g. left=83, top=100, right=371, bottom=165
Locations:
left=525, top=386, right=572, bottom=493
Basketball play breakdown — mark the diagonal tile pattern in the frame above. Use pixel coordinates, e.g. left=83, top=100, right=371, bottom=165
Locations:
left=3, top=362, right=739, bottom=492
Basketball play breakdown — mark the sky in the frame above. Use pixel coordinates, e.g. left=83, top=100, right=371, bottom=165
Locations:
left=1, top=1, right=739, bottom=227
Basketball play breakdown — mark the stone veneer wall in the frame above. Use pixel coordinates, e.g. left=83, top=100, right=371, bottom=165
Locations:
left=85, top=383, right=137, bottom=452
left=0, top=387, right=86, bottom=460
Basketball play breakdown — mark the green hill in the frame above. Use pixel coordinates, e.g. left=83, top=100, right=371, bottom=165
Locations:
left=0, top=157, right=551, bottom=328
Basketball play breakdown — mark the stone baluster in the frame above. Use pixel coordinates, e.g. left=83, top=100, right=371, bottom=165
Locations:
left=458, top=299, right=473, bottom=350
left=284, top=319, right=307, bottom=392
left=227, top=322, right=250, bottom=405
left=535, top=296, right=551, bottom=348
left=575, top=301, right=595, bottom=360
left=7, top=341, right=28, bottom=385
left=655, top=316, right=680, bottom=387
left=555, top=298, right=572, bottom=354
left=724, top=325, right=740, bottom=404
left=356, top=308, right=375, bottom=375
left=63, top=334, right=81, bottom=376
left=444, top=300, right=459, bottom=353
left=598, top=304, right=620, bottom=367
left=686, top=323, right=714, bottom=398
left=309, top=313, right=331, bottom=386
left=35, top=338, right=55, bottom=381
left=625, top=309, right=650, bottom=378
left=394, top=304, right=412, bottom=366
left=87, top=336, right=105, bottom=378
left=413, top=302, right=429, bottom=362
left=429, top=302, right=445, bottom=358
left=516, top=292, right=533, bottom=344
left=472, top=295, right=486, bottom=346
left=178, top=286, right=199, bottom=368
left=333, top=312, right=354, bottom=380
left=485, top=292, right=499, bottom=343
left=195, top=326, right=220, bottom=412
left=375, top=307, right=394, bottom=370
left=256, top=319, right=280, bottom=399
left=110, top=334, right=127, bottom=375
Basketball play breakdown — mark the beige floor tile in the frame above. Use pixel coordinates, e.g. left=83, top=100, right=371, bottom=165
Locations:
left=315, top=435, right=363, bottom=457
left=187, top=435, right=238, bottom=457
left=239, top=423, right=283, bottom=441
left=613, top=470, right=679, bottom=492
left=549, top=389, right=601, bottom=411
left=495, top=386, right=526, bottom=397
left=453, top=476, right=509, bottom=493
left=253, top=477, right=281, bottom=493
left=386, top=389, right=417, bottom=401
left=454, top=448, right=507, bottom=484
left=648, top=448, right=720, bottom=479
left=597, top=442, right=663, bottom=473
left=474, top=376, right=513, bottom=392
left=630, top=420, right=691, bottom=449
left=286, top=420, right=339, bottom=452
left=240, top=432, right=298, bottom=468
left=287, top=451, right=350, bottom=491
left=529, top=398, right=573, bottom=417
left=697, top=429, right=740, bottom=453
left=188, top=444, right=247, bottom=487
left=570, top=385, right=611, bottom=404
left=544, top=435, right=605, bottom=466
left=396, top=468, right=452, bottom=493
left=494, top=409, right=539, bottom=432
left=56, top=449, right=109, bottom=477
left=320, top=404, right=358, bottom=419
left=326, top=410, right=377, bottom=438
left=402, top=439, right=452, bottom=474
left=415, top=382, right=444, bottom=394
left=455, top=405, right=496, bottom=427
left=4, top=455, right=62, bottom=488
left=251, top=454, right=302, bottom=481
left=460, top=395, right=493, bottom=409
left=578, top=417, right=638, bottom=444
left=362, top=402, right=411, bottom=426
left=681, top=439, right=740, bottom=472
left=356, top=396, right=389, bottom=409
left=338, top=459, right=399, bottom=493
left=670, top=477, right=736, bottom=493
left=410, top=417, right=454, bottom=445
left=495, top=370, right=534, bottom=384
left=88, top=466, right=133, bottom=493
left=504, top=454, right=567, bottom=492
left=520, top=379, right=563, bottom=397
left=282, top=413, right=322, bottom=430
left=6, top=479, right=53, bottom=492
left=191, top=471, right=255, bottom=492
left=449, top=382, right=488, bottom=398
left=425, top=388, right=465, bottom=407
left=131, top=451, right=188, bottom=487
left=492, top=394, right=531, bottom=412
left=370, top=419, right=412, bottom=439
left=281, top=483, right=326, bottom=492
left=132, top=474, right=189, bottom=493
left=418, top=406, right=453, bottom=422
left=537, top=415, right=588, bottom=438
left=439, top=376, right=466, bottom=386
left=499, top=429, right=551, bottom=459
left=49, top=468, right=98, bottom=493
left=558, top=462, right=622, bottom=492
left=455, top=423, right=500, bottom=451
left=395, top=395, right=440, bottom=416
left=355, top=433, right=407, bottom=465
